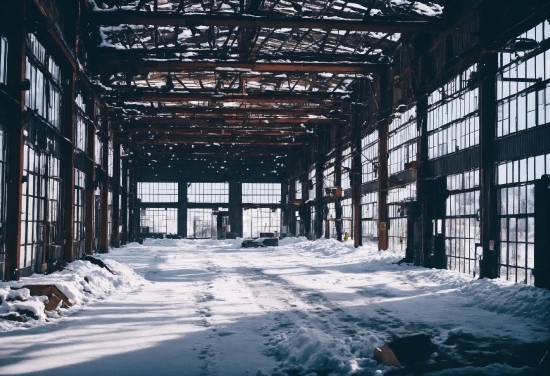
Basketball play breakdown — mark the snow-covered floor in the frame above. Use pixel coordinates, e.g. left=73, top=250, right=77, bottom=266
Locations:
left=1, top=238, right=549, bottom=375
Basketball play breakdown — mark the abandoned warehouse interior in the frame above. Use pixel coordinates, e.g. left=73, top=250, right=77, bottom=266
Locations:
left=0, top=0, right=549, bottom=293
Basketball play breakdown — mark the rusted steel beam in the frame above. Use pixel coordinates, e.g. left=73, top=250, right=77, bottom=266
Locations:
left=91, top=11, right=443, bottom=33
left=85, top=116, right=95, bottom=256
left=131, top=60, right=388, bottom=74
left=4, top=0, right=27, bottom=281
left=99, top=126, right=110, bottom=254
left=106, top=91, right=344, bottom=103
left=127, top=128, right=307, bottom=137
left=96, top=47, right=391, bottom=63
left=111, top=140, right=121, bottom=248
left=111, top=105, right=331, bottom=116
left=135, top=139, right=304, bottom=146
left=113, top=114, right=345, bottom=126
left=377, top=72, right=391, bottom=251
left=61, top=72, right=76, bottom=263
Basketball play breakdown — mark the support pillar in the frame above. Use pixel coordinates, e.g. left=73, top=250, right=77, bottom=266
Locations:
left=479, top=53, right=499, bottom=279
left=416, top=96, right=429, bottom=266
left=111, top=140, right=121, bottom=247
left=377, top=71, right=392, bottom=251
left=3, top=0, right=26, bottom=280
left=84, top=99, right=96, bottom=255
left=99, top=129, right=109, bottom=253
left=120, top=156, right=128, bottom=244
left=335, top=125, right=343, bottom=242
left=478, top=0, right=499, bottom=278
left=281, top=180, right=288, bottom=236
left=128, top=166, right=136, bottom=242
left=61, top=73, right=76, bottom=262
left=177, top=179, right=187, bottom=237
left=315, top=127, right=325, bottom=240
left=229, top=181, right=242, bottom=237
left=352, top=85, right=364, bottom=247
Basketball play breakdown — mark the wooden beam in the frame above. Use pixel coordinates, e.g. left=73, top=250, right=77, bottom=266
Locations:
left=91, top=11, right=444, bottom=33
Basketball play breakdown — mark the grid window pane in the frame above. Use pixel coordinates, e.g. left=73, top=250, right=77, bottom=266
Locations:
left=188, top=182, right=228, bottom=203
left=138, top=182, right=178, bottom=203
left=242, top=183, right=281, bottom=204
left=243, top=208, right=281, bottom=238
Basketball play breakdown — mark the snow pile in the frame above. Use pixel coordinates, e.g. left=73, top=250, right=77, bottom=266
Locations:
left=269, top=327, right=383, bottom=374
left=458, top=278, right=550, bottom=322
left=0, top=286, right=48, bottom=322
left=0, top=257, right=144, bottom=331
left=285, top=238, right=358, bottom=257
left=278, top=236, right=309, bottom=246
left=270, top=327, right=354, bottom=374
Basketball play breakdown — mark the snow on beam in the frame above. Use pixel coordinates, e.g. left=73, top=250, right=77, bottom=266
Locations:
left=111, top=60, right=388, bottom=75
left=91, top=11, right=443, bottom=34
left=110, top=106, right=330, bottom=116
left=106, top=91, right=345, bottom=103
left=116, top=117, right=342, bottom=125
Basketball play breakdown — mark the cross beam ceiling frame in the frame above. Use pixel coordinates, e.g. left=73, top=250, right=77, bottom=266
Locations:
left=129, top=60, right=388, bottom=74
left=104, top=91, right=345, bottom=103
left=116, top=117, right=342, bottom=125
left=90, top=11, right=444, bottom=34
left=110, top=105, right=333, bottom=116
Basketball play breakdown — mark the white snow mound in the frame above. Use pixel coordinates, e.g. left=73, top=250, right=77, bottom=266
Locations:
left=0, top=257, right=144, bottom=331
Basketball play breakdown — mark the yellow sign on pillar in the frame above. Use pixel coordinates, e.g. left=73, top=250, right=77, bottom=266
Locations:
left=379, top=222, right=387, bottom=231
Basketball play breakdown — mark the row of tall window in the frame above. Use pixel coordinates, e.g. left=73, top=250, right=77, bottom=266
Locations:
left=138, top=182, right=282, bottom=204
left=445, top=169, right=480, bottom=277
left=496, top=152, right=550, bottom=285
left=388, top=106, right=417, bottom=175
left=25, top=34, right=62, bottom=130
left=428, top=65, right=479, bottom=159
left=361, top=131, right=378, bottom=183
left=497, top=20, right=550, bottom=137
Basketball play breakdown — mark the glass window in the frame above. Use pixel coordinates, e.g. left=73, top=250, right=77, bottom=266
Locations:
left=242, top=183, right=281, bottom=204
left=0, top=36, right=7, bottom=84
left=428, top=65, right=479, bottom=159
left=188, top=182, right=229, bottom=203
left=138, top=182, right=178, bottom=203
left=242, top=208, right=281, bottom=238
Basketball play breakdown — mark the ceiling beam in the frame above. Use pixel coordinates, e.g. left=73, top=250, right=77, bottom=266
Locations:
left=104, top=91, right=344, bottom=103
left=90, top=11, right=443, bottom=34
left=111, top=105, right=332, bottom=116
left=124, top=60, right=388, bottom=74
left=126, top=128, right=307, bottom=136
left=116, top=117, right=341, bottom=125
left=95, top=47, right=391, bottom=63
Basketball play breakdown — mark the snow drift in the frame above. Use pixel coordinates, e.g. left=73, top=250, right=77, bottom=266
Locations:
left=0, top=257, right=144, bottom=331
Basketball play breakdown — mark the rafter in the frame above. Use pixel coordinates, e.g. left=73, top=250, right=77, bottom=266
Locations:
left=91, top=11, right=444, bottom=34
left=106, top=60, right=388, bottom=74
left=104, top=90, right=346, bottom=103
